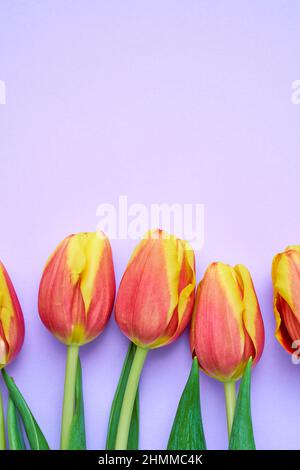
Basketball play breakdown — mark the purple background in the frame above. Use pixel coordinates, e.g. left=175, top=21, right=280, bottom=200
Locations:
left=1, top=1, right=300, bottom=450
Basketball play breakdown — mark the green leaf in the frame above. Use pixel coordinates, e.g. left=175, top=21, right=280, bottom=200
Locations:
left=68, top=357, right=86, bottom=450
left=229, top=358, right=255, bottom=450
left=1, top=369, right=50, bottom=450
left=167, top=357, right=206, bottom=450
left=7, top=396, right=26, bottom=450
left=106, top=342, right=139, bottom=450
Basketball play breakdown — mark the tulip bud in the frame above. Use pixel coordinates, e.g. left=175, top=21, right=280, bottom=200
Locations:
left=191, top=262, right=264, bottom=382
left=115, top=229, right=196, bottom=349
left=0, top=262, right=25, bottom=368
left=38, top=232, right=116, bottom=345
left=272, top=246, right=300, bottom=353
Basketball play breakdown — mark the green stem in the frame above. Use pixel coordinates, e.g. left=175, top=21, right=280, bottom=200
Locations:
left=224, top=381, right=236, bottom=438
left=115, top=346, right=148, bottom=450
left=60, top=344, right=79, bottom=450
left=0, top=383, right=5, bottom=449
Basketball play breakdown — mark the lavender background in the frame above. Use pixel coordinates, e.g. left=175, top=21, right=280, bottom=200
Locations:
left=0, top=1, right=300, bottom=450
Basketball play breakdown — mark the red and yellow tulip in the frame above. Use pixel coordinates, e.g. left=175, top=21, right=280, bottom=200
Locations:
left=0, top=261, right=25, bottom=369
left=38, top=232, right=116, bottom=346
left=191, top=262, right=264, bottom=382
left=115, top=229, right=196, bottom=349
left=272, top=246, right=300, bottom=353
left=114, top=229, right=196, bottom=449
left=38, top=231, right=116, bottom=449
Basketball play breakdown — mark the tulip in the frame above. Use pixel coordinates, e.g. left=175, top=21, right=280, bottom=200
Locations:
left=191, top=262, right=264, bottom=435
left=0, top=261, right=25, bottom=449
left=115, top=229, right=196, bottom=348
left=272, top=245, right=300, bottom=353
left=114, top=229, right=196, bottom=449
left=38, top=232, right=115, bottom=346
left=38, top=232, right=115, bottom=449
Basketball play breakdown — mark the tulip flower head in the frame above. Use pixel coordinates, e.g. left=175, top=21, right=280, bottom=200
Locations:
left=38, top=232, right=116, bottom=346
left=272, top=246, right=300, bottom=353
left=191, top=262, right=264, bottom=382
left=115, top=229, right=196, bottom=349
left=0, top=261, right=25, bottom=368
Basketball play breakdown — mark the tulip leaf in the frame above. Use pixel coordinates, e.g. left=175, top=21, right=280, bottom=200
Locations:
left=106, top=342, right=139, bottom=450
left=229, top=358, right=255, bottom=450
left=68, top=357, right=86, bottom=450
left=167, top=357, right=206, bottom=450
left=7, top=396, right=26, bottom=450
left=1, top=369, right=50, bottom=450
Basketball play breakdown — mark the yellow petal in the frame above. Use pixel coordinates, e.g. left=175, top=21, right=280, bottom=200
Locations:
left=0, top=267, right=14, bottom=340
left=67, top=232, right=105, bottom=312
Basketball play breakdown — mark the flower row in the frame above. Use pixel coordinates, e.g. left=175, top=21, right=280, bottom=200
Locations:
left=0, top=229, right=298, bottom=449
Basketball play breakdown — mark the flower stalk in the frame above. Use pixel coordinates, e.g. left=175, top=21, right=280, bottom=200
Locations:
left=60, top=344, right=79, bottom=450
left=224, top=381, right=236, bottom=438
left=115, top=346, right=148, bottom=450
